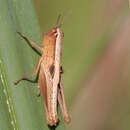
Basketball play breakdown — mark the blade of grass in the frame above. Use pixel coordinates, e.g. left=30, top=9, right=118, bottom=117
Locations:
left=0, top=0, right=65, bottom=129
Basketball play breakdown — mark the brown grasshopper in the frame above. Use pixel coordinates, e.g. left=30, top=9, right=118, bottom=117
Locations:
left=14, top=16, right=71, bottom=126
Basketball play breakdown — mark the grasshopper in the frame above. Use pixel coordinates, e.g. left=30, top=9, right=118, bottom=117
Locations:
left=14, top=16, right=70, bottom=126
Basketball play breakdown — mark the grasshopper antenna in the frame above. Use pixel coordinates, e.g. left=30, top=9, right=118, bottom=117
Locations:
left=57, top=11, right=72, bottom=28
left=56, top=14, right=62, bottom=26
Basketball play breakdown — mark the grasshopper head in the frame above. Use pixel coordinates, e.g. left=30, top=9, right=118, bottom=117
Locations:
left=42, top=27, right=58, bottom=46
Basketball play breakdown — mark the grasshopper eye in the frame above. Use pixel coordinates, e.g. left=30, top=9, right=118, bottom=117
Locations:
left=51, top=28, right=58, bottom=36
left=52, top=29, right=57, bottom=33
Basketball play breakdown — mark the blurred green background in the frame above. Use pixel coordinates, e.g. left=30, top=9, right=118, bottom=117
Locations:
left=33, top=0, right=130, bottom=130
left=0, top=0, right=130, bottom=130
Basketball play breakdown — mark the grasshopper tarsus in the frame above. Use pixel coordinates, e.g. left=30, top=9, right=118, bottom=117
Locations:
left=60, top=66, right=64, bottom=74
left=16, top=30, right=29, bottom=41
left=64, top=115, right=71, bottom=124
left=16, top=30, right=23, bottom=35
left=14, top=81, right=19, bottom=85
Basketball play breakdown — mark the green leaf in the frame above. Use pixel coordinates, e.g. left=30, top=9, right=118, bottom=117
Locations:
left=0, top=0, right=65, bottom=129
